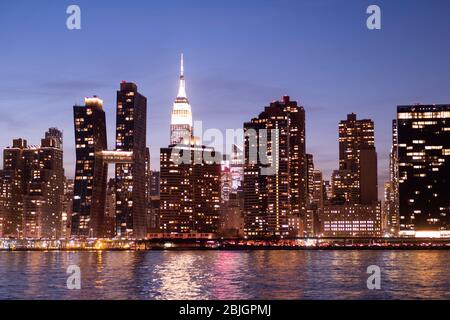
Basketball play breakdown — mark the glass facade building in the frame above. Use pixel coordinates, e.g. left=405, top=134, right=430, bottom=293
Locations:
left=397, top=105, right=450, bottom=237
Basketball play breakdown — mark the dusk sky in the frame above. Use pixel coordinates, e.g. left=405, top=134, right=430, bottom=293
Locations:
left=1, top=0, right=450, bottom=196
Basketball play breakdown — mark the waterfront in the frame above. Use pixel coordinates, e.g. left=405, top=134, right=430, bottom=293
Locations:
left=0, top=250, right=449, bottom=300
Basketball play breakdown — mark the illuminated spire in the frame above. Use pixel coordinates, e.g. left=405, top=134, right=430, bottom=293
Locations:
left=181, top=53, right=184, bottom=77
left=177, top=53, right=187, bottom=99
left=171, top=53, right=193, bottom=145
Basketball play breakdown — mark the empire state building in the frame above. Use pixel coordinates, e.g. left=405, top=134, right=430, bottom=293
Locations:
left=170, top=54, right=193, bottom=145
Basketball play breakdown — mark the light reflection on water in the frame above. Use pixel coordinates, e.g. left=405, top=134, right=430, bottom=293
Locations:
left=0, top=250, right=449, bottom=300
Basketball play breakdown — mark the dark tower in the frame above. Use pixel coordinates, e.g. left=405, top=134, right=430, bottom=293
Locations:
left=334, top=113, right=378, bottom=204
left=115, top=82, right=148, bottom=239
left=397, top=105, right=450, bottom=236
left=243, top=96, right=307, bottom=237
left=71, top=97, right=108, bottom=238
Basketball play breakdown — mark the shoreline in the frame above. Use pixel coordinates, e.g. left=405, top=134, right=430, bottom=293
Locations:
left=1, top=245, right=450, bottom=252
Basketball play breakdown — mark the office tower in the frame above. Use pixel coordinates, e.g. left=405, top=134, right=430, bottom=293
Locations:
left=384, top=120, right=400, bottom=236
left=243, top=96, right=307, bottom=237
left=72, top=96, right=108, bottom=238
left=115, top=82, right=148, bottom=239
left=170, top=54, right=193, bottom=145
left=160, top=144, right=221, bottom=234
left=333, top=113, right=378, bottom=204
left=324, top=113, right=381, bottom=237
left=397, top=105, right=450, bottom=237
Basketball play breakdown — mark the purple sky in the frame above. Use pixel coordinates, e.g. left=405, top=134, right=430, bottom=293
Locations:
left=1, top=0, right=450, bottom=197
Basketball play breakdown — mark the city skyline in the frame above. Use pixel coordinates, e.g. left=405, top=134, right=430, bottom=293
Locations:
left=2, top=0, right=450, bottom=198
left=2, top=1, right=450, bottom=305
left=0, top=57, right=448, bottom=198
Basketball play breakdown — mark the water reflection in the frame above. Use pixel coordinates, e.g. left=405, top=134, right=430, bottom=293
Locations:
left=0, top=250, right=449, bottom=300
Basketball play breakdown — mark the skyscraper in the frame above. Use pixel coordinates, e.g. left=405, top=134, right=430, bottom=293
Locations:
left=397, top=105, right=450, bottom=237
left=243, top=96, right=307, bottom=237
left=23, top=132, right=64, bottom=238
left=160, top=144, right=221, bottom=234
left=0, top=140, right=26, bottom=238
left=115, top=82, right=148, bottom=239
left=333, top=113, right=378, bottom=204
left=0, top=131, right=64, bottom=239
left=160, top=57, right=221, bottom=235
left=323, top=113, right=381, bottom=238
left=384, top=120, right=399, bottom=236
left=170, top=54, right=193, bottom=145
left=72, top=96, right=108, bottom=238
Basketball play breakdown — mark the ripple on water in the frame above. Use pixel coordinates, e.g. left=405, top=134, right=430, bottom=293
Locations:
left=0, top=250, right=449, bottom=300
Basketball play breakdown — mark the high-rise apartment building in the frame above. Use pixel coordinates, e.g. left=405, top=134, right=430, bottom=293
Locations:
left=397, top=105, right=450, bottom=237
left=243, top=96, right=307, bottom=237
left=160, top=144, right=221, bottom=234
left=72, top=96, right=108, bottom=238
left=0, top=130, right=64, bottom=239
left=0, top=145, right=24, bottom=238
left=23, top=133, right=64, bottom=238
left=115, top=82, right=148, bottom=239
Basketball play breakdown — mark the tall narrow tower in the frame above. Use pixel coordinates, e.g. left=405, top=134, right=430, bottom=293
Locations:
left=115, top=82, right=148, bottom=239
left=72, top=97, right=108, bottom=238
left=170, top=54, right=193, bottom=145
left=243, top=96, right=307, bottom=238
